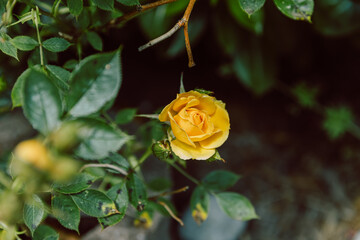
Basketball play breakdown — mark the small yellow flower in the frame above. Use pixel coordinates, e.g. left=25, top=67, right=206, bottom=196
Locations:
left=159, top=90, right=230, bottom=160
left=14, top=139, right=52, bottom=170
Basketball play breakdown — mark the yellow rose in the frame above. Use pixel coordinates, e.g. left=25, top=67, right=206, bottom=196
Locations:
left=159, top=90, right=230, bottom=160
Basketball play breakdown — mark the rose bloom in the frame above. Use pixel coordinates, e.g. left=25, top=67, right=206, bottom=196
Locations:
left=159, top=90, right=230, bottom=160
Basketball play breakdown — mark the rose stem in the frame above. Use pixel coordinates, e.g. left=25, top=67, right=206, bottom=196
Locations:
left=167, top=160, right=200, bottom=185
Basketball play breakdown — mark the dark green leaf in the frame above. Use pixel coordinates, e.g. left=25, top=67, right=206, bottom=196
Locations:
left=116, top=0, right=139, bottom=6
left=86, top=31, right=103, bottom=51
left=43, top=38, right=71, bottom=53
left=91, top=0, right=114, bottom=11
left=226, top=0, right=264, bottom=34
left=75, top=119, right=129, bottom=160
left=51, top=194, right=80, bottom=232
left=273, top=0, right=314, bottom=22
left=215, top=192, right=258, bottom=221
left=46, top=65, right=71, bottom=91
left=190, top=186, right=209, bottom=224
left=323, top=107, right=353, bottom=139
left=147, top=178, right=172, bottom=192
left=10, top=36, right=39, bottom=51
left=239, top=0, right=266, bottom=15
left=66, top=50, right=122, bottom=117
left=127, top=173, right=147, bottom=212
left=63, top=59, right=78, bottom=70
left=71, top=189, right=118, bottom=217
left=53, top=172, right=97, bottom=194
left=291, top=82, right=318, bottom=108
left=98, top=181, right=128, bottom=228
left=33, top=225, right=59, bottom=240
left=11, top=67, right=39, bottom=108
left=115, top=108, right=137, bottom=125
left=0, top=33, right=18, bottom=60
left=203, top=170, right=241, bottom=191
left=22, top=68, right=62, bottom=134
left=100, top=153, right=130, bottom=173
left=67, top=0, right=83, bottom=16
left=23, top=195, right=45, bottom=235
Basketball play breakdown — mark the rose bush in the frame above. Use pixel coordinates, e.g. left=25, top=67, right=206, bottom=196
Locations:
left=159, top=90, right=230, bottom=160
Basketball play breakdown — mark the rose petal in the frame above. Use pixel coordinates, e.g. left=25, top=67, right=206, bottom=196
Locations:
left=197, top=96, right=217, bottom=115
left=173, top=96, right=200, bottom=112
left=171, top=139, right=215, bottom=160
left=174, top=114, right=203, bottom=136
left=168, top=112, right=196, bottom=147
left=159, top=100, right=176, bottom=122
left=210, top=102, right=230, bottom=131
left=199, top=130, right=229, bottom=149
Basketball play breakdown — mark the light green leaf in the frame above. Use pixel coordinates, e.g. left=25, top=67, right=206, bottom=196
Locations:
left=115, top=108, right=137, bottom=125
left=23, top=195, right=45, bottom=236
left=91, top=0, right=114, bottom=11
left=43, top=37, right=71, bottom=53
left=75, top=119, right=129, bottom=160
left=51, top=194, right=80, bottom=232
left=215, top=192, right=258, bottom=221
left=10, top=36, right=39, bottom=51
left=46, top=65, right=71, bottom=91
left=239, top=0, right=266, bottom=15
left=127, top=173, right=147, bottom=212
left=22, top=67, right=62, bottom=134
left=86, top=31, right=103, bottom=51
left=53, top=172, right=97, bottom=194
left=33, top=225, right=59, bottom=240
left=291, top=82, right=318, bottom=108
left=323, top=107, right=353, bottom=139
left=203, top=170, right=241, bottom=191
left=66, top=50, right=122, bottom=117
left=71, top=189, right=118, bottom=217
left=67, top=0, right=83, bottom=16
left=116, top=0, right=139, bottom=6
left=98, top=181, right=128, bottom=228
left=190, top=186, right=210, bottom=224
left=100, top=153, right=130, bottom=173
left=11, top=66, right=41, bottom=108
left=0, top=33, right=18, bottom=60
left=273, top=0, right=314, bottom=22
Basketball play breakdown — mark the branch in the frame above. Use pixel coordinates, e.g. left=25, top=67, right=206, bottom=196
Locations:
left=158, top=201, right=184, bottom=226
left=79, top=163, right=128, bottom=176
left=138, top=0, right=198, bottom=68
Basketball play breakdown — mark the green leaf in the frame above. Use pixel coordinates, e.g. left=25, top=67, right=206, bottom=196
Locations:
left=86, top=31, right=103, bottom=51
left=51, top=194, right=80, bottom=232
left=22, top=67, right=62, bottom=134
left=147, top=178, right=172, bottom=192
left=67, top=0, right=83, bottom=16
left=91, top=0, right=114, bottom=11
left=190, top=186, right=210, bottom=224
left=100, top=153, right=130, bottom=173
left=226, top=0, right=264, bottom=35
left=239, top=0, right=266, bottom=15
left=63, top=59, right=78, bottom=70
left=53, top=172, right=97, bottom=194
left=71, top=189, right=118, bottom=217
left=46, top=65, right=71, bottom=91
left=66, top=50, right=122, bottom=117
left=75, top=119, right=129, bottom=160
left=291, top=82, right=318, bottom=108
left=11, top=67, right=40, bottom=108
left=273, top=0, right=314, bottom=22
left=98, top=181, right=128, bottom=228
left=215, top=192, right=258, bottom=221
left=115, top=108, right=137, bottom=125
left=127, top=173, right=147, bottom=212
left=0, top=33, right=18, bottom=60
left=116, top=0, right=139, bottom=6
left=203, top=170, right=241, bottom=191
left=323, top=107, right=353, bottom=139
left=23, top=195, right=45, bottom=236
left=33, top=225, right=59, bottom=240
left=10, top=36, right=39, bottom=51
left=43, top=37, right=71, bottom=53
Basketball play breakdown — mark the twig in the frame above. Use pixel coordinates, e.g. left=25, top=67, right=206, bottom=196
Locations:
left=158, top=201, right=184, bottom=226
left=138, top=0, right=198, bottom=67
left=107, top=0, right=178, bottom=27
left=149, top=186, right=189, bottom=200
left=79, top=163, right=128, bottom=176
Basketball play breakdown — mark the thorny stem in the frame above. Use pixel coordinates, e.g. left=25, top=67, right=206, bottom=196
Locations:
left=138, top=0, right=197, bottom=67
left=79, top=163, right=128, bottom=176
left=32, top=7, right=44, bottom=66
left=167, top=160, right=200, bottom=185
